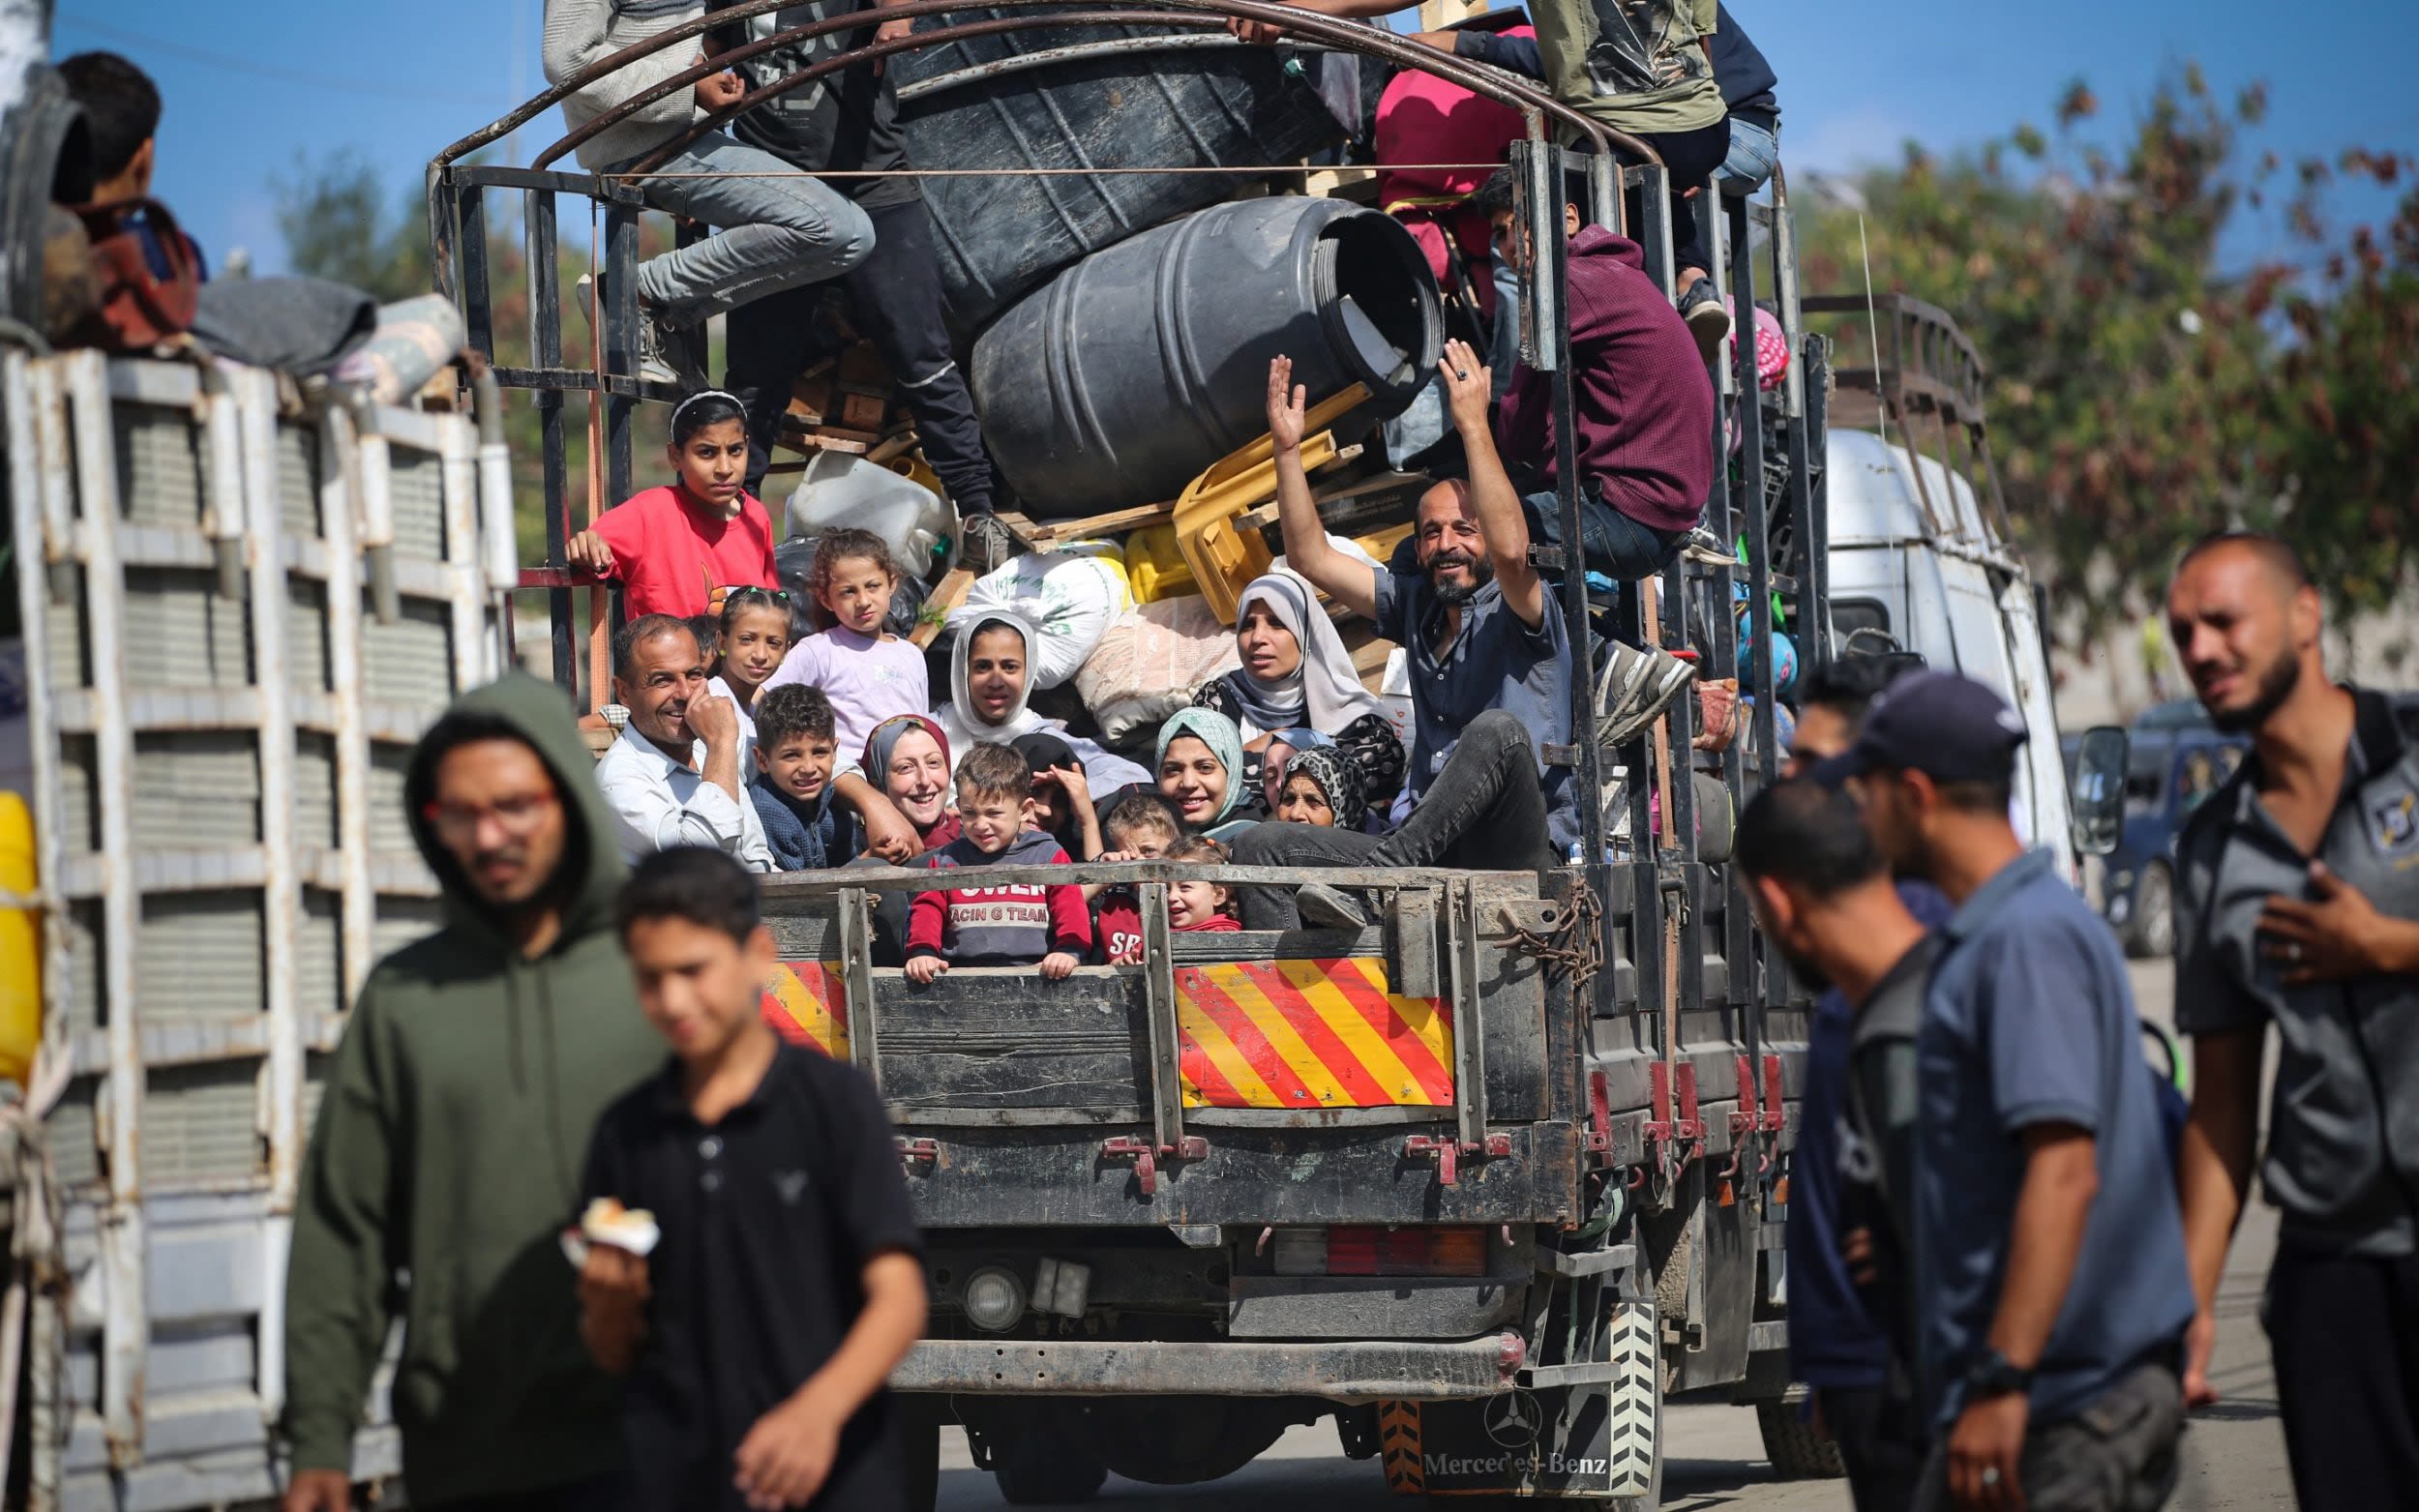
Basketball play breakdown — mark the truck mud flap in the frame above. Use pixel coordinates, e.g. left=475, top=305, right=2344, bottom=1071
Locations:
left=1379, top=1300, right=1658, bottom=1503
left=893, top=1332, right=1523, bottom=1402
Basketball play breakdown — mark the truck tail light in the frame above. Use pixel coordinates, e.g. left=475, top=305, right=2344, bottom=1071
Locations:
left=1267, top=1227, right=1488, bottom=1278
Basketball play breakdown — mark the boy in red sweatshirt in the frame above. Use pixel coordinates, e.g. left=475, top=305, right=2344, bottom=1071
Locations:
left=1477, top=166, right=1715, bottom=584
left=905, top=743, right=1092, bottom=982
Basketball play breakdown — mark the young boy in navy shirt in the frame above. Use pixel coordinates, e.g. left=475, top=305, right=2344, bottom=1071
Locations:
left=579, top=846, right=926, bottom=1511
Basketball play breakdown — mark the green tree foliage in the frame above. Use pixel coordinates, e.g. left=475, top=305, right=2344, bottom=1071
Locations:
left=1800, top=70, right=2417, bottom=638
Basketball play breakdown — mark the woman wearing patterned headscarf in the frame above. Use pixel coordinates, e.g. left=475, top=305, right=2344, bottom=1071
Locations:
left=1273, top=745, right=1368, bottom=833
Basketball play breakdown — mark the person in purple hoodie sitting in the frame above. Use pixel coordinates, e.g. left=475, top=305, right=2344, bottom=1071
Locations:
left=1475, top=165, right=1716, bottom=585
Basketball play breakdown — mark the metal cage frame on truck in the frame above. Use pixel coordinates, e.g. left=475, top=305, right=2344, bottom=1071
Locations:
left=413, top=3, right=1835, bottom=1502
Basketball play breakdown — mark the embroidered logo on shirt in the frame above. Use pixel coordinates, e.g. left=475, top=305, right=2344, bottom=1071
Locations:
left=775, top=1170, right=810, bottom=1205
left=2370, top=788, right=2419, bottom=859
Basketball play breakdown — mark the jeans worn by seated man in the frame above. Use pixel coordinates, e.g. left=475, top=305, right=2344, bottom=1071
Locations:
left=1232, top=709, right=1556, bottom=929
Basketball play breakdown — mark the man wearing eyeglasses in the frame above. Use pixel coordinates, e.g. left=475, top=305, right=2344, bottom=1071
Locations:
left=280, top=673, right=663, bottom=1512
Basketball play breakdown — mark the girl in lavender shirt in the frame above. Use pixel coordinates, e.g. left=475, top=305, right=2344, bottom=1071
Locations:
left=761, top=529, right=930, bottom=771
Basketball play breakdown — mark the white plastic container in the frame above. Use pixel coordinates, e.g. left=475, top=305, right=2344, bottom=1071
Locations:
left=784, top=452, right=957, bottom=577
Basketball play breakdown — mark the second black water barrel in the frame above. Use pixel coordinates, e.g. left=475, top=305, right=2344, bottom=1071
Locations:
left=892, top=18, right=1346, bottom=329
left=970, top=195, right=1443, bottom=518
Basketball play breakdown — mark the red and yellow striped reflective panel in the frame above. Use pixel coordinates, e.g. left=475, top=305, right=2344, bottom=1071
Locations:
left=1177, top=959, right=1455, bottom=1109
left=761, top=960, right=851, bottom=1058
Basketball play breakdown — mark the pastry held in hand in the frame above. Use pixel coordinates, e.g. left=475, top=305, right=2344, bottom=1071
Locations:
left=559, top=1196, right=661, bottom=1268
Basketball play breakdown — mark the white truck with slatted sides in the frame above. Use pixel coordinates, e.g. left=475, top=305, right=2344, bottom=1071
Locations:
left=0, top=347, right=516, bottom=1511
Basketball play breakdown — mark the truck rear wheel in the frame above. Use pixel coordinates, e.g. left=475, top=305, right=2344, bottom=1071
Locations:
left=1090, top=1398, right=1287, bottom=1485
left=904, top=1401, right=942, bottom=1512
left=1754, top=1399, right=1846, bottom=1480
left=993, top=1418, right=1110, bottom=1505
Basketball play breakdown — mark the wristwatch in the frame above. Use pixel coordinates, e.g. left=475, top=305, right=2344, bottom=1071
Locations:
left=1963, top=1349, right=2035, bottom=1400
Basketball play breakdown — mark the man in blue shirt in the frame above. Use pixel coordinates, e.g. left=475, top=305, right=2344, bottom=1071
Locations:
left=1818, top=672, right=2195, bottom=1512
left=1736, top=774, right=1944, bottom=1511
left=1233, top=342, right=1578, bottom=927
left=1772, top=657, right=1951, bottom=1508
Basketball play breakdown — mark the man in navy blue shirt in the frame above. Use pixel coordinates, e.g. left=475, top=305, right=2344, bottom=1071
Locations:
left=1773, top=657, right=1950, bottom=1508
left=1818, top=673, right=2194, bottom=1512
left=1234, top=342, right=1581, bottom=926
left=1737, top=776, right=1943, bottom=1511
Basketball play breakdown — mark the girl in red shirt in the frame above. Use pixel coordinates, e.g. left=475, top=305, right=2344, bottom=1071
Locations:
left=566, top=391, right=781, bottom=619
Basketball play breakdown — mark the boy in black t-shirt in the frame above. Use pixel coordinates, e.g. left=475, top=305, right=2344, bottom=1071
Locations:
left=580, top=846, right=926, bottom=1511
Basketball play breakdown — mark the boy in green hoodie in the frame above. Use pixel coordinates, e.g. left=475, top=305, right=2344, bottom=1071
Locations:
left=281, top=673, right=664, bottom=1512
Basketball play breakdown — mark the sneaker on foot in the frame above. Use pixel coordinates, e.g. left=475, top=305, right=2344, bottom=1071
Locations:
left=959, top=511, right=1020, bottom=575
left=1294, top=883, right=1372, bottom=931
left=1595, top=639, right=1698, bottom=750
left=1679, top=280, right=1732, bottom=368
left=1680, top=523, right=1737, bottom=566
left=572, top=273, right=692, bottom=388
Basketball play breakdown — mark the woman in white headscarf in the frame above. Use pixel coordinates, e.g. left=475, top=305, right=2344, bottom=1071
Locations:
left=934, top=608, right=1150, bottom=793
left=1193, top=568, right=1406, bottom=806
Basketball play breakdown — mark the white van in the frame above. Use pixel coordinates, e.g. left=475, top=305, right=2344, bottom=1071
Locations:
left=1820, top=425, right=2080, bottom=884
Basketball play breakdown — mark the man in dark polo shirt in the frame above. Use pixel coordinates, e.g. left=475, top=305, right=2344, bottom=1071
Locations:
left=1818, top=671, right=2194, bottom=1512
left=1233, top=344, right=1586, bottom=927
left=580, top=847, right=927, bottom=1511
left=2166, top=531, right=2419, bottom=1504
left=1735, top=778, right=1940, bottom=1511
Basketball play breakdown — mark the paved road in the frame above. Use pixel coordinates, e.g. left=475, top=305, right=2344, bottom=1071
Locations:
left=939, top=959, right=2298, bottom=1510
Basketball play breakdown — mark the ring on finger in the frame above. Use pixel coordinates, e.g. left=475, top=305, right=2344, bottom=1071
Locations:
left=1981, top=1466, right=2002, bottom=1487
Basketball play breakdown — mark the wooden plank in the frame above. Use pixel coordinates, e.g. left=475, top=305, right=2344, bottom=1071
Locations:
left=1000, top=446, right=1365, bottom=551
left=874, top=970, right=1150, bottom=1110
left=1025, top=501, right=1176, bottom=545
left=911, top=566, right=975, bottom=648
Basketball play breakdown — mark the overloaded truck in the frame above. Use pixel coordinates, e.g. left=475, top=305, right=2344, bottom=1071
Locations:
left=0, top=4, right=2125, bottom=1508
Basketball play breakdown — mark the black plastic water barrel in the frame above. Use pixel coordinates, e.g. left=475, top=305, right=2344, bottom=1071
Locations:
left=970, top=195, right=1443, bottom=518
left=892, top=19, right=1345, bottom=329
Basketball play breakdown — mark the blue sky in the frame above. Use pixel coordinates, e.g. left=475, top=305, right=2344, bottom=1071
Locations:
left=49, top=0, right=2419, bottom=277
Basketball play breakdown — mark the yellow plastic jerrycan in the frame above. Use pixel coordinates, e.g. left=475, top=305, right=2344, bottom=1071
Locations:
left=0, top=791, right=39, bottom=1085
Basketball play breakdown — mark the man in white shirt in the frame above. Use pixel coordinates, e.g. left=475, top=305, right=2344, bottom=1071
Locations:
left=594, top=614, right=774, bottom=873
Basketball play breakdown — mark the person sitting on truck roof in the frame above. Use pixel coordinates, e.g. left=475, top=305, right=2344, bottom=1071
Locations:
left=702, top=1, right=1021, bottom=573
left=566, top=392, right=783, bottom=621
left=57, top=51, right=207, bottom=282
left=903, top=742, right=1093, bottom=984
left=1227, top=344, right=1577, bottom=926
left=1423, top=3, right=1781, bottom=202
left=578, top=845, right=927, bottom=1512
left=541, top=0, right=877, bottom=390
left=597, top=613, right=777, bottom=873
left=1238, top=0, right=1734, bottom=359
left=1191, top=567, right=1407, bottom=812
left=282, top=673, right=663, bottom=1512
left=1476, top=166, right=1717, bottom=588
